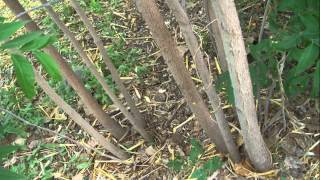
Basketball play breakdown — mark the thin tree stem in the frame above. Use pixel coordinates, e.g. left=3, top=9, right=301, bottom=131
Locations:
left=3, top=0, right=127, bottom=139
left=135, top=0, right=228, bottom=153
left=69, top=0, right=147, bottom=130
left=165, top=0, right=240, bottom=163
left=39, top=0, right=152, bottom=141
left=34, top=71, right=129, bottom=159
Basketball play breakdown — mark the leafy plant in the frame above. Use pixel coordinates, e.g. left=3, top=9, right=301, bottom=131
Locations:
left=89, top=0, right=103, bottom=13
left=0, top=145, right=25, bottom=179
left=0, top=17, right=62, bottom=99
left=217, top=0, right=319, bottom=104
left=167, top=139, right=223, bottom=179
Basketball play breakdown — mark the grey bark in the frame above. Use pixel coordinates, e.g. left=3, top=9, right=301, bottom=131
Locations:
left=204, top=0, right=228, bottom=72
left=207, top=0, right=272, bottom=171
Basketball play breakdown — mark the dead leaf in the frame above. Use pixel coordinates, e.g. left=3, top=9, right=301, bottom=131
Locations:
left=144, top=96, right=151, bottom=103
left=234, top=163, right=252, bottom=177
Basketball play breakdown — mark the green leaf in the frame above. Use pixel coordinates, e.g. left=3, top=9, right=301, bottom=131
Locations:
left=300, top=14, right=319, bottom=33
left=249, top=39, right=272, bottom=60
left=11, top=54, right=36, bottom=99
left=285, top=73, right=310, bottom=97
left=0, top=167, right=25, bottom=180
left=33, top=51, right=62, bottom=81
left=273, top=34, right=300, bottom=50
left=250, top=61, right=270, bottom=89
left=203, top=157, right=223, bottom=173
left=0, top=21, right=25, bottom=41
left=311, top=61, right=320, bottom=98
left=1, top=31, right=41, bottom=49
left=189, top=139, right=204, bottom=165
left=191, top=167, right=207, bottom=180
left=0, top=16, right=5, bottom=23
left=278, top=0, right=306, bottom=12
left=167, top=156, right=184, bottom=172
left=216, top=71, right=234, bottom=105
left=295, top=43, right=319, bottom=75
left=76, top=162, right=90, bottom=170
left=0, top=145, right=20, bottom=159
left=20, top=35, right=53, bottom=51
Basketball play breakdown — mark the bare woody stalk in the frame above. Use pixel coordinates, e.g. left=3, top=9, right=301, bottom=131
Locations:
left=207, top=0, right=272, bottom=171
left=204, top=0, right=228, bottom=72
left=39, top=0, right=152, bottom=142
left=135, top=0, right=228, bottom=153
left=34, top=71, right=129, bottom=160
left=69, top=0, right=146, bottom=129
left=166, top=0, right=240, bottom=163
left=2, top=0, right=126, bottom=139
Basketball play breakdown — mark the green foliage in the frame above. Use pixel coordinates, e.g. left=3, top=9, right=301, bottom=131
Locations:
left=1, top=32, right=41, bottom=49
left=20, top=35, right=55, bottom=51
left=0, top=17, right=61, bottom=99
left=295, top=43, right=319, bottom=75
left=89, top=0, right=103, bottom=13
left=11, top=54, right=36, bottom=99
left=216, top=0, right=320, bottom=103
left=168, top=156, right=184, bottom=172
left=0, top=21, right=25, bottom=41
left=0, top=145, right=26, bottom=180
left=190, top=157, right=223, bottom=180
left=167, top=139, right=223, bottom=179
left=33, top=50, right=62, bottom=81
left=0, top=145, right=20, bottom=159
left=189, top=139, right=204, bottom=165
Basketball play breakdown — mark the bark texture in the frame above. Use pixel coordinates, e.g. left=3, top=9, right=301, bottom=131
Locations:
left=39, top=0, right=152, bottom=142
left=135, top=0, right=228, bottom=153
left=69, top=0, right=146, bottom=129
left=207, top=0, right=272, bottom=171
left=3, top=0, right=126, bottom=139
left=166, top=0, right=240, bottom=163
left=34, top=71, right=129, bottom=159
left=204, top=0, right=228, bottom=72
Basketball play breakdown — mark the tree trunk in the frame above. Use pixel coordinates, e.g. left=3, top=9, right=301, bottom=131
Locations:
left=69, top=0, right=146, bottom=129
left=204, top=0, right=228, bottom=72
left=166, top=0, right=240, bottom=163
left=135, top=0, right=228, bottom=153
left=34, top=71, right=129, bottom=160
left=2, top=0, right=127, bottom=139
left=207, top=0, right=272, bottom=171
